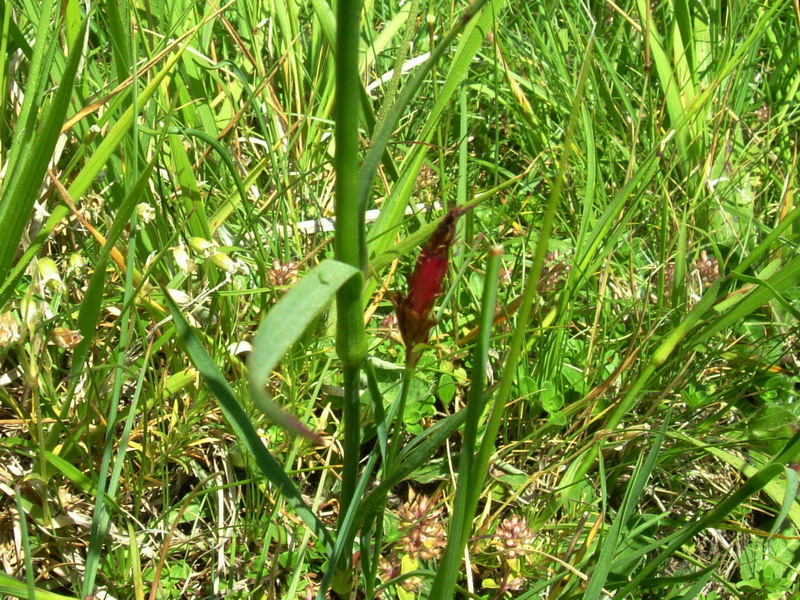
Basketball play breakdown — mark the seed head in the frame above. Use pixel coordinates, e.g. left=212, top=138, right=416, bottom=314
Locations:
left=172, top=245, right=196, bottom=274
left=210, top=251, right=238, bottom=273
left=268, top=260, right=299, bottom=286
left=52, top=327, right=83, bottom=349
left=37, top=257, right=64, bottom=295
left=0, top=312, right=20, bottom=347
left=494, top=514, right=535, bottom=559
left=399, top=574, right=423, bottom=593
left=188, top=236, right=217, bottom=258
left=695, top=250, right=719, bottom=287
left=136, top=202, right=156, bottom=223
left=397, top=494, right=447, bottom=561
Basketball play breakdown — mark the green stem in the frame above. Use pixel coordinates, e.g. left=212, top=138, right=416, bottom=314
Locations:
left=428, top=246, right=502, bottom=598
left=386, top=365, right=414, bottom=469
left=430, top=35, right=593, bottom=600
left=362, top=365, right=413, bottom=598
left=334, top=0, right=366, bottom=285
left=333, top=0, right=367, bottom=368
left=361, top=511, right=383, bottom=599
left=333, top=0, right=367, bottom=596
left=339, top=365, right=362, bottom=520
left=469, top=35, right=594, bottom=504
left=335, top=363, right=361, bottom=595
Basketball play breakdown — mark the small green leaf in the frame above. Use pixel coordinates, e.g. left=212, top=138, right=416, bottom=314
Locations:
left=438, top=373, right=456, bottom=407
left=541, top=380, right=562, bottom=413
left=453, top=366, right=468, bottom=384
left=518, top=376, right=536, bottom=399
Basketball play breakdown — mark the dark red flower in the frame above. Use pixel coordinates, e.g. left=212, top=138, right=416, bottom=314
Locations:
left=393, top=205, right=473, bottom=362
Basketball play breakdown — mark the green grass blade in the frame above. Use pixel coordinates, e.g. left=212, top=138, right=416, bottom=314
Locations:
left=733, top=205, right=800, bottom=274
left=0, top=41, right=190, bottom=307
left=248, top=259, right=360, bottom=441
left=81, top=175, right=146, bottom=598
left=0, top=16, right=86, bottom=282
left=164, top=292, right=334, bottom=554
left=428, top=246, right=503, bottom=598
left=673, top=431, right=800, bottom=531
left=14, top=487, right=35, bottom=600
left=484, top=28, right=595, bottom=527
left=368, top=172, right=524, bottom=273
left=366, top=0, right=505, bottom=262
left=615, top=431, right=800, bottom=596
left=605, top=280, right=722, bottom=430
left=0, top=0, right=55, bottom=193
left=768, top=467, right=799, bottom=541
left=0, top=0, right=32, bottom=59
left=358, top=0, right=494, bottom=212
left=41, top=135, right=165, bottom=453
left=582, top=420, right=667, bottom=599
left=0, top=573, right=80, bottom=600
left=636, top=0, right=694, bottom=163
left=354, top=408, right=468, bottom=526
left=677, top=566, right=717, bottom=600
left=688, top=255, right=800, bottom=347
left=316, top=450, right=382, bottom=600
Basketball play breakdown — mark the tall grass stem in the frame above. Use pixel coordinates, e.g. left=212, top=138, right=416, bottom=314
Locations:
left=333, top=0, right=368, bottom=595
left=428, top=245, right=503, bottom=597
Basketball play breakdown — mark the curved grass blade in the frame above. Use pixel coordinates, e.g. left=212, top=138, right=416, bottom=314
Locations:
left=247, top=259, right=361, bottom=442
left=358, top=0, right=496, bottom=213
left=0, top=0, right=55, bottom=194
left=688, top=254, right=800, bottom=348
left=673, top=431, right=800, bottom=531
left=353, top=407, right=468, bottom=527
left=582, top=420, right=667, bottom=600
left=164, top=292, right=334, bottom=553
left=615, top=430, right=800, bottom=597
left=365, top=0, right=504, bottom=266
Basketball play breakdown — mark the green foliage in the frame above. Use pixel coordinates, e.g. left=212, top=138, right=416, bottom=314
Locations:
left=737, top=533, right=800, bottom=599
left=0, top=0, right=798, bottom=599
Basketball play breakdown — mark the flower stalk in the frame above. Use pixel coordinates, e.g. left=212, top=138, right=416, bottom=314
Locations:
left=333, top=0, right=367, bottom=596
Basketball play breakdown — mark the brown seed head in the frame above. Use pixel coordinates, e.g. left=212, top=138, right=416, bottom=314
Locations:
left=397, top=495, right=447, bottom=561
left=494, top=514, right=535, bottom=559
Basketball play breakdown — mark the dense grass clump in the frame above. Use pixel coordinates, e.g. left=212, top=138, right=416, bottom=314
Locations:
left=0, top=1, right=798, bottom=599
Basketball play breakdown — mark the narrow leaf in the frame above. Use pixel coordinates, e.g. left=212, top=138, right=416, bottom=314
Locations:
left=354, top=408, right=467, bottom=525
left=247, top=259, right=361, bottom=441
left=0, top=17, right=87, bottom=281
left=165, top=293, right=334, bottom=553
left=0, top=573, right=79, bottom=600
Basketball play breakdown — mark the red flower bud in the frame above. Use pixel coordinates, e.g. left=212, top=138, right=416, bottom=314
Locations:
left=393, top=205, right=473, bottom=362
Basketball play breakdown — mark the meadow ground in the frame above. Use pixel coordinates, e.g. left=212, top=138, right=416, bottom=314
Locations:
left=0, top=1, right=799, bottom=599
